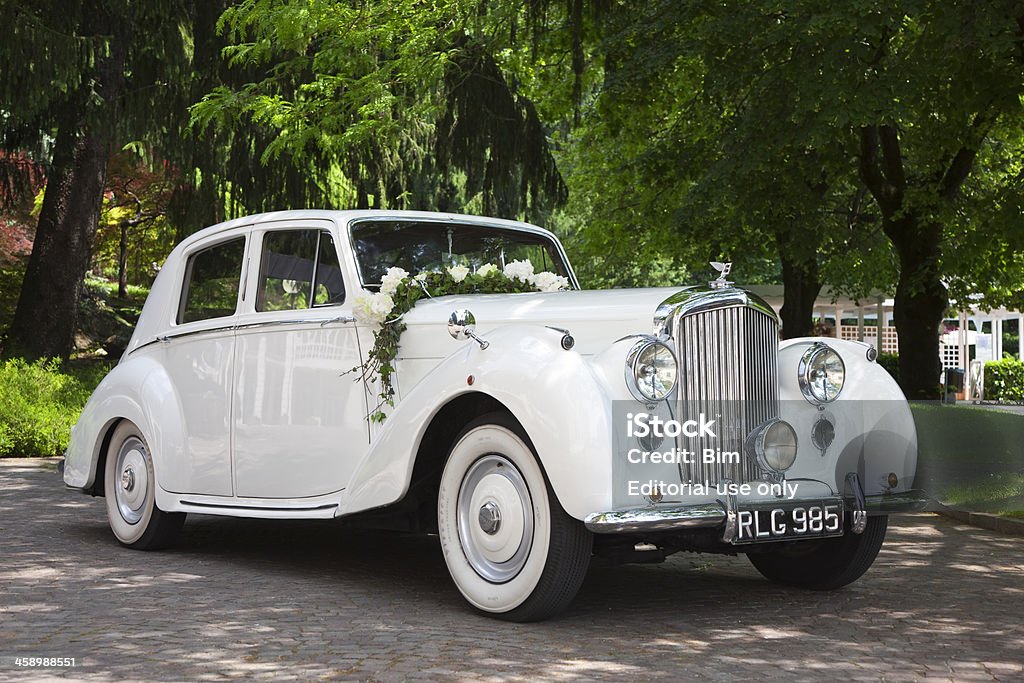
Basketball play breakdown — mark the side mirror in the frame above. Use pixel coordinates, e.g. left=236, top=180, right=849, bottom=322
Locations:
left=448, top=309, right=489, bottom=350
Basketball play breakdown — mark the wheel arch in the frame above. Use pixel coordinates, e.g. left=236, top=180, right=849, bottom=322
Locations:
left=87, top=417, right=124, bottom=496
left=339, top=325, right=617, bottom=520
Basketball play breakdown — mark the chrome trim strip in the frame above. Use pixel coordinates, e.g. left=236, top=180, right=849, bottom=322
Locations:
left=234, top=316, right=355, bottom=332
left=654, top=285, right=779, bottom=336
left=157, top=324, right=236, bottom=342
left=846, top=472, right=868, bottom=534
left=583, top=490, right=925, bottom=535
left=125, top=325, right=234, bottom=355
left=863, top=490, right=930, bottom=513
left=128, top=316, right=356, bottom=356
left=584, top=503, right=727, bottom=533
left=718, top=481, right=738, bottom=542
left=180, top=500, right=338, bottom=512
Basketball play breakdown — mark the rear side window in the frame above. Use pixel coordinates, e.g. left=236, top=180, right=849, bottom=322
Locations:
left=178, top=237, right=246, bottom=324
left=257, top=229, right=345, bottom=312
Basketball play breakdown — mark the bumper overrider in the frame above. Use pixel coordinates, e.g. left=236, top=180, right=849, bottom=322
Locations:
left=584, top=472, right=929, bottom=541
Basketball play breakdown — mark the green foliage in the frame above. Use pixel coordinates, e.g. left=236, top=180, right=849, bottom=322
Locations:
left=877, top=352, right=899, bottom=383
left=83, top=277, right=149, bottom=304
left=0, top=1, right=203, bottom=171
left=940, top=472, right=1024, bottom=516
left=984, top=358, right=1024, bottom=402
left=562, top=0, right=1024, bottom=298
left=191, top=0, right=570, bottom=220
left=912, top=403, right=1024, bottom=515
left=92, top=153, right=178, bottom=289
left=0, top=358, right=107, bottom=457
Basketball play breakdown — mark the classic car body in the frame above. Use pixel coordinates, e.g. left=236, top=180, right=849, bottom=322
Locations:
left=64, top=209, right=925, bottom=621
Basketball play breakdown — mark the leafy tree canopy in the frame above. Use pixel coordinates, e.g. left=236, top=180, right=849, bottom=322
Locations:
left=561, top=0, right=1024, bottom=395
left=190, top=0, right=575, bottom=219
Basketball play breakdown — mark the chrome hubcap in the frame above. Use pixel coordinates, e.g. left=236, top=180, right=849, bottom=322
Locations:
left=457, top=454, right=534, bottom=583
left=114, top=437, right=149, bottom=525
left=121, top=467, right=135, bottom=491
left=478, top=501, right=501, bottom=535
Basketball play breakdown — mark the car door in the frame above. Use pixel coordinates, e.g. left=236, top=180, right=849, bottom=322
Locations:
left=231, top=220, right=369, bottom=499
left=158, top=231, right=248, bottom=497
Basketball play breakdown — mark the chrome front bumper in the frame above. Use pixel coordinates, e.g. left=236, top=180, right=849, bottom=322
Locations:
left=583, top=489, right=930, bottom=535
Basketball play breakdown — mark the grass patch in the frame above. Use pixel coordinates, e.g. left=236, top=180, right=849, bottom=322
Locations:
left=940, top=472, right=1024, bottom=515
left=0, top=357, right=110, bottom=458
left=911, top=402, right=1024, bottom=516
left=83, top=276, right=150, bottom=304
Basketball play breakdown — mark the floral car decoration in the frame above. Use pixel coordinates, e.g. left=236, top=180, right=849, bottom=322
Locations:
left=61, top=210, right=927, bottom=622
left=352, top=261, right=570, bottom=421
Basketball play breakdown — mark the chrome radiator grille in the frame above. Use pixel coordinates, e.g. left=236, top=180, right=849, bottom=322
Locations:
left=674, top=305, right=779, bottom=485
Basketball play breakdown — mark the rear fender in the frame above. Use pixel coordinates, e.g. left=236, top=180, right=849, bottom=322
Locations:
left=62, top=355, right=188, bottom=499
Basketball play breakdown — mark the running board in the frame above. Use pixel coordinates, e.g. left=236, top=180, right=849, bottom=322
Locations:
left=178, top=499, right=339, bottom=520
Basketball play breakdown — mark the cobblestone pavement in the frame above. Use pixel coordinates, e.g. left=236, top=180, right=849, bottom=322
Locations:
left=2, top=459, right=1022, bottom=682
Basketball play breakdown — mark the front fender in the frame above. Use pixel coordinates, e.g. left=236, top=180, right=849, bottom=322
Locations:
left=779, top=338, right=918, bottom=498
left=339, top=326, right=615, bottom=520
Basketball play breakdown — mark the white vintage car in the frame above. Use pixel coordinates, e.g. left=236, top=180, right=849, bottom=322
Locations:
left=63, top=210, right=925, bottom=621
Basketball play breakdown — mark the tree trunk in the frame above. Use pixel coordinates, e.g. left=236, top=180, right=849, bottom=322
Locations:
left=118, top=221, right=129, bottom=299
left=5, top=2, right=125, bottom=359
left=887, top=217, right=946, bottom=400
left=6, top=123, right=110, bottom=359
left=778, top=252, right=821, bottom=339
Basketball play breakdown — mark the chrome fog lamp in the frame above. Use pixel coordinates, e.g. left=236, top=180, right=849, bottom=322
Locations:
left=625, top=340, right=678, bottom=402
left=798, top=343, right=845, bottom=404
left=747, top=419, right=798, bottom=473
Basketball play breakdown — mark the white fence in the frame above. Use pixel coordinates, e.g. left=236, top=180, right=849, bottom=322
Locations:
left=838, top=325, right=899, bottom=354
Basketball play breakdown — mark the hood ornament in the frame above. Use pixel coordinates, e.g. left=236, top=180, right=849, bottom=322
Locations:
left=709, top=261, right=733, bottom=289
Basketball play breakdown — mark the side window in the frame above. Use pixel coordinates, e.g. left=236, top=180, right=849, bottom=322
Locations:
left=178, top=237, right=245, bottom=324
left=257, top=229, right=346, bottom=312
left=313, top=232, right=345, bottom=306
left=258, top=230, right=315, bottom=311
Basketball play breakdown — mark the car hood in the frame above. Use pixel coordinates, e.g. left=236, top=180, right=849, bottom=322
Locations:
left=397, top=287, right=685, bottom=359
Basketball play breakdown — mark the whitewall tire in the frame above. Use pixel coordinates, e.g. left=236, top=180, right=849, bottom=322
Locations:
left=437, top=413, right=592, bottom=621
left=104, top=421, right=185, bottom=550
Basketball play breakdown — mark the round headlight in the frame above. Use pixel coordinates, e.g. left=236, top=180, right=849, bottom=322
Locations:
left=625, top=340, right=678, bottom=402
left=749, top=419, right=798, bottom=473
left=798, top=343, right=845, bottom=404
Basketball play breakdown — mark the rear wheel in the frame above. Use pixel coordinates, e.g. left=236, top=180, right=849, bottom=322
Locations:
left=104, top=421, right=185, bottom=550
left=437, top=413, right=592, bottom=621
left=747, top=515, right=888, bottom=590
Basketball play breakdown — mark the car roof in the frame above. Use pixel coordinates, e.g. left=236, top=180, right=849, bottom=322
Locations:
left=176, top=210, right=558, bottom=251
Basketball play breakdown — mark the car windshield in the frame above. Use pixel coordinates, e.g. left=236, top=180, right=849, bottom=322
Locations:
left=351, top=220, right=573, bottom=288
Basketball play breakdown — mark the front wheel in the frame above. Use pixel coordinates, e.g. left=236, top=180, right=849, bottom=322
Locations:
left=747, top=515, right=888, bottom=590
left=104, top=421, right=186, bottom=550
left=437, top=413, right=592, bottom=621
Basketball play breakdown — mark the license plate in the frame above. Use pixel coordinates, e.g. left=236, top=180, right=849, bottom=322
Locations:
left=733, top=499, right=844, bottom=545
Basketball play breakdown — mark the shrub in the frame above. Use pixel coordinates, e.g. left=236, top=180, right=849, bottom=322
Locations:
left=877, top=352, right=899, bottom=382
left=0, top=358, right=106, bottom=457
left=984, top=357, right=1024, bottom=403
